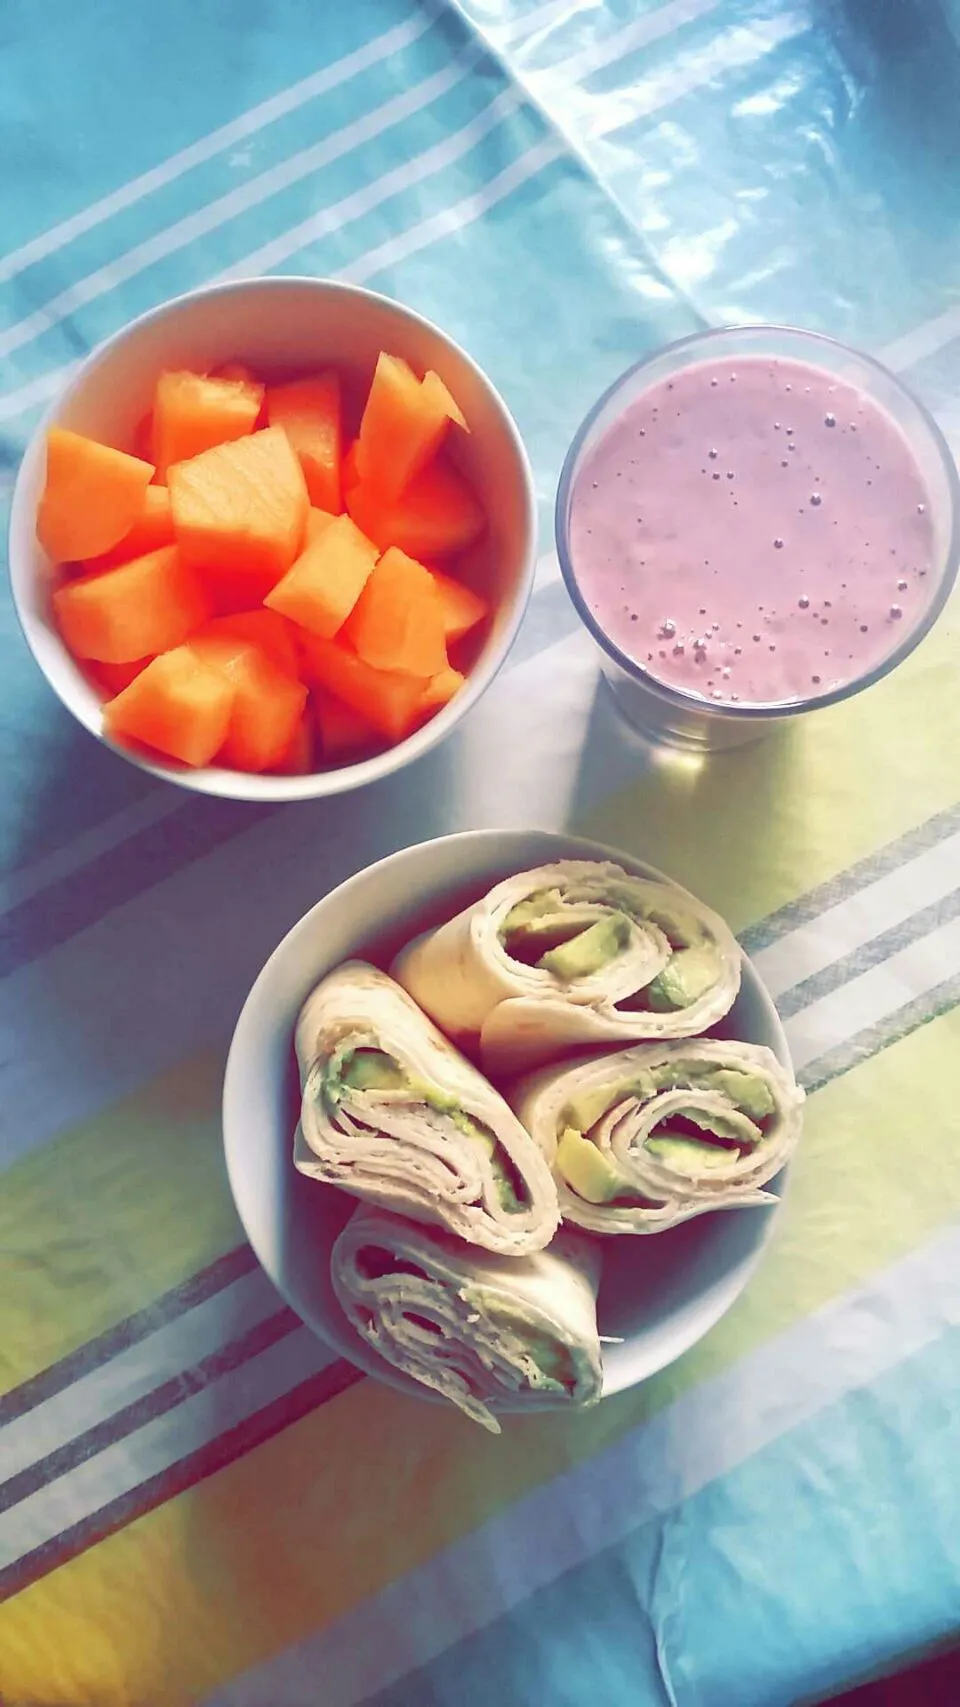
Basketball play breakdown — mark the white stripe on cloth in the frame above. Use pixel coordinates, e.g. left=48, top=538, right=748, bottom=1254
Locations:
left=0, top=14, right=432, bottom=289
left=0, top=56, right=478, bottom=365
left=204, top=1223, right=960, bottom=1707
left=879, top=307, right=960, bottom=377
left=781, top=914, right=960, bottom=1074
left=0, top=1327, right=335, bottom=1573
left=0, top=1267, right=283, bottom=1484
left=751, top=830, right=960, bottom=1001
left=0, top=0, right=800, bottom=416
left=212, top=87, right=525, bottom=285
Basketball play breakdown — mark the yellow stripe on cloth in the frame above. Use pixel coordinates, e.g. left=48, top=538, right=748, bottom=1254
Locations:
left=580, top=596, right=960, bottom=929
left=0, top=1051, right=239, bottom=1393
left=1, top=1007, right=957, bottom=1706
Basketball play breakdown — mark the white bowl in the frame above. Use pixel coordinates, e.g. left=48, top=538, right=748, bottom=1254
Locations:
left=8, top=277, right=536, bottom=801
left=223, top=829, right=794, bottom=1412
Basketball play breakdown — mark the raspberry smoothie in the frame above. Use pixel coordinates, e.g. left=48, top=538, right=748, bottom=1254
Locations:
left=568, top=356, right=936, bottom=706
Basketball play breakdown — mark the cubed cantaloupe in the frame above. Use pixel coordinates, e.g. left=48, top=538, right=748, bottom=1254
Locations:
left=168, top=426, right=309, bottom=606
left=104, top=646, right=234, bottom=767
left=192, top=609, right=302, bottom=679
left=299, top=634, right=428, bottom=743
left=90, top=658, right=152, bottom=696
left=267, top=372, right=342, bottom=513
left=212, top=361, right=259, bottom=386
left=188, top=632, right=307, bottom=773
left=341, top=546, right=447, bottom=677
left=53, top=545, right=208, bottom=663
left=313, top=689, right=379, bottom=762
left=265, top=513, right=377, bottom=640
left=305, top=506, right=337, bottom=545
left=346, top=454, right=484, bottom=559
left=429, top=568, right=488, bottom=644
left=152, top=371, right=264, bottom=477
left=418, top=665, right=466, bottom=716
left=38, top=428, right=155, bottom=561
left=272, top=712, right=314, bottom=774
left=355, top=354, right=466, bottom=500
left=80, top=486, right=175, bottom=572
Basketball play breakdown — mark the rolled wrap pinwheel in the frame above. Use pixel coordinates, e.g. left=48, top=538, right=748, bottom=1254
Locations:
left=391, top=861, right=742, bottom=1076
left=294, top=962, right=560, bottom=1255
left=511, top=1038, right=804, bottom=1235
left=331, top=1204, right=603, bottom=1432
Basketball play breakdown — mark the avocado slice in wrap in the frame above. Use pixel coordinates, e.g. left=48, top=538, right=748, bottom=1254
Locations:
left=510, top=1038, right=803, bottom=1235
left=390, top=861, right=742, bottom=1076
left=294, top=962, right=560, bottom=1256
left=331, top=1204, right=602, bottom=1432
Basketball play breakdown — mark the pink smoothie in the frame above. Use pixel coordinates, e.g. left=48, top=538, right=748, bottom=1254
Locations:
left=568, top=356, right=936, bottom=705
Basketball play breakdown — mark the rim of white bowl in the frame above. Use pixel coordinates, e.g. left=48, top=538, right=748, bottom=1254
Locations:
left=222, top=827, right=793, bottom=1406
left=8, top=275, right=537, bottom=803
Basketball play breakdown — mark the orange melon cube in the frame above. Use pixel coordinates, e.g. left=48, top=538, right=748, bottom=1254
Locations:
left=54, top=545, right=209, bottom=664
left=212, top=361, right=259, bottom=385
left=313, top=688, right=379, bottom=762
left=305, top=506, right=338, bottom=545
left=38, top=428, right=155, bottom=561
left=429, top=568, right=488, bottom=644
left=346, top=454, right=484, bottom=559
left=419, top=665, right=466, bottom=717
left=80, top=486, right=175, bottom=572
left=342, top=441, right=361, bottom=494
left=152, top=371, right=264, bottom=477
left=356, top=354, right=467, bottom=500
left=265, top=513, right=377, bottom=640
left=188, top=632, right=307, bottom=773
left=104, top=647, right=235, bottom=767
left=267, top=372, right=342, bottom=514
left=299, top=635, right=427, bottom=744
left=192, top=610, right=301, bottom=679
left=341, top=546, right=447, bottom=678
left=272, top=711, right=314, bottom=775
left=89, top=658, right=152, bottom=697
left=168, top=426, right=309, bottom=605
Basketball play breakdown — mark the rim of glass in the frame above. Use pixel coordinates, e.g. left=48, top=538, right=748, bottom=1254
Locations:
left=555, top=323, right=960, bottom=721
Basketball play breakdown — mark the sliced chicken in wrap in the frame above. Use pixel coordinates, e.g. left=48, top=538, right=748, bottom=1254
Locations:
left=331, top=1204, right=603, bottom=1432
left=294, top=962, right=560, bottom=1255
left=391, top=861, right=742, bottom=1075
left=512, top=1038, right=803, bottom=1235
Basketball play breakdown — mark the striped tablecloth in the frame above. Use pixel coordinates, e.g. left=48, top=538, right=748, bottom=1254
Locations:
left=2, top=3, right=959, bottom=1701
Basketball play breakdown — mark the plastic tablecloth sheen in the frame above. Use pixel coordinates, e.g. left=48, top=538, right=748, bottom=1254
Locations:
left=1, top=3, right=958, bottom=1702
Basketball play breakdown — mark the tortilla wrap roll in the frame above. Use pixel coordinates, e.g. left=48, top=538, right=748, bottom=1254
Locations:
left=294, top=961, right=560, bottom=1255
left=331, top=1204, right=603, bottom=1432
left=511, top=1038, right=803, bottom=1235
left=391, top=861, right=742, bottom=1076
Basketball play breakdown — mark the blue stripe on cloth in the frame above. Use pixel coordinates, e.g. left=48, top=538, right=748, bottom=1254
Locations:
left=365, top=1327, right=960, bottom=1707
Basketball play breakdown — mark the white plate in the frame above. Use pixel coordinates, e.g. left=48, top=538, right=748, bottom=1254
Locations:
left=223, top=828, right=792, bottom=1407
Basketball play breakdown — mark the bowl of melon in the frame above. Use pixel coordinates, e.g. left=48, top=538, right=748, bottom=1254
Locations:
left=9, top=276, right=536, bottom=799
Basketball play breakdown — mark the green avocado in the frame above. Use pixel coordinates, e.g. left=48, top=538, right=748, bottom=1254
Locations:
left=644, top=1133, right=736, bottom=1175
left=606, top=884, right=705, bottom=950
left=525, top=1334, right=574, bottom=1387
left=556, top=1126, right=625, bottom=1204
left=644, top=945, right=720, bottom=1011
left=539, top=912, right=633, bottom=981
left=340, top=1048, right=408, bottom=1092
left=702, top=1069, right=775, bottom=1121
left=333, top=1049, right=527, bottom=1215
left=501, top=891, right=560, bottom=931
left=563, top=1070, right=657, bottom=1137
left=671, top=1104, right=755, bottom=1144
